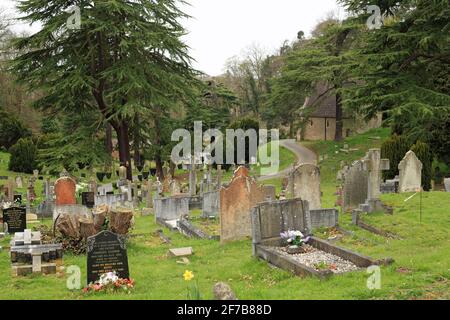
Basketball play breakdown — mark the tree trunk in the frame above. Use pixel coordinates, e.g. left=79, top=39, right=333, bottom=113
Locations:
left=169, top=161, right=176, bottom=178
left=105, top=123, right=113, bottom=161
left=115, top=121, right=133, bottom=180
left=133, top=114, right=143, bottom=169
left=155, top=155, right=164, bottom=182
left=80, top=219, right=97, bottom=240
left=109, top=208, right=133, bottom=235
left=335, top=90, right=344, bottom=141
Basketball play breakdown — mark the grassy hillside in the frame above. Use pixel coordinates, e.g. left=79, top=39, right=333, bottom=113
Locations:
left=1, top=127, right=450, bottom=300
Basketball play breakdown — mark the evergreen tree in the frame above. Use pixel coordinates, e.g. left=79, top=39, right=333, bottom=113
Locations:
left=339, top=0, right=450, bottom=163
left=11, top=0, right=197, bottom=179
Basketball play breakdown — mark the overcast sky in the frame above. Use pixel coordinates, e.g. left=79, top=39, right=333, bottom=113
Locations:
left=2, top=0, right=344, bottom=76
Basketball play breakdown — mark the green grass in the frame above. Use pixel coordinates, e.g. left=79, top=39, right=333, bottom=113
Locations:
left=1, top=128, right=450, bottom=300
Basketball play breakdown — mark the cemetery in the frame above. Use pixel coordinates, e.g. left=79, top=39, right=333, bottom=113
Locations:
left=0, top=0, right=449, bottom=302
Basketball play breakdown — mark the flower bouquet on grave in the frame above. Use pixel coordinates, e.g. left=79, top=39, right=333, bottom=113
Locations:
left=83, top=272, right=135, bottom=294
left=280, top=230, right=311, bottom=254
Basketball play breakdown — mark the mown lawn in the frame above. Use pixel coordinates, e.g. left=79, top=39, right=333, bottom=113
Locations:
left=1, top=128, right=449, bottom=300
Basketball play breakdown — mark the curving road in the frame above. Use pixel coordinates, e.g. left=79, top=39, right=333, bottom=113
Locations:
left=258, top=139, right=317, bottom=181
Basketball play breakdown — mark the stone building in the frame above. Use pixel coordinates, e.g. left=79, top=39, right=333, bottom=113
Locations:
left=297, top=84, right=382, bottom=141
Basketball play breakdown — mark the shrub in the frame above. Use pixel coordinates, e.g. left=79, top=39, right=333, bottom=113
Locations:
left=381, top=135, right=409, bottom=180
left=0, top=110, right=32, bottom=149
left=411, top=141, right=432, bottom=191
left=8, top=138, right=38, bottom=174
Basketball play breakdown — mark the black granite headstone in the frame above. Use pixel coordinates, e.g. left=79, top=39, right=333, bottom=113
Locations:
left=82, top=192, right=95, bottom=208
left=87, top=231, right=129, bottom=284
left=13, top=194, right=22, bottom=204
left=3, top=207, right=27, bottom=233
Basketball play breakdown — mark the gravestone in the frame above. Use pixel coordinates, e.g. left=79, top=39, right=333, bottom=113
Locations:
left=87, top=230, right=129, bottom=284
left=342, top=160, right=368, bottom=212
left=220, top=167, right=266, bottom=243
left=15, top=177, right=23, bottom=189
left=13, top=194, right=22, bottom=205
left=262, top=185, right=276, bottom=201
left=169, top=179, right=181, bottom=196
left=95, top=193, right=125, bottom=208
left=202, top=190, right=220, bottom=218
left=3, top=207, right=26, bottom=233
left=444, top=178, right=450, bottom=193
left=98, top=183, right=114, bottom=196
left=55, top=176, right=77, bottom=206
left=288, top=163, right=322, bottom=210
left=361, top=149, right=390, bottom=212
left=398, top=151, right=423, bottom=193
left=188, top=158, right=197, bottom=196
left=154, top=196, right=190, bottom=222
left=82, top=192, right=95, bottom=208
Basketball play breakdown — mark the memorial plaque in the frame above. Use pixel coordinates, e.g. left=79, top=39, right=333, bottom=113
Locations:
left=3, top=207, right=27, bottom=233
left=87, top=231, right=129, bottom=284
left=82, top=192, right=95, bottom=208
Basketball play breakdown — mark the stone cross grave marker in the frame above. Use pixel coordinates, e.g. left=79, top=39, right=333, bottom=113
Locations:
left=288, top=163, right=322, bottom=210
left=398, top=151, right=423, bottom=193
left=361, top=149, right=390, bottom=211
left=87, top=230, right=129, bottom=284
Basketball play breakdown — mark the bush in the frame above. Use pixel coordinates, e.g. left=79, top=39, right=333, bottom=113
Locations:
left=381, top=135, right=409, bottom=180
left=8, top=138, right=38, bottom=174
left=0, top=110, right=32, bottom=149
left=411, top=141, right=432, bottom=191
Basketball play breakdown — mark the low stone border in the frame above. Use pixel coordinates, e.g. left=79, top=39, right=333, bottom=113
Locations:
left=254, top=236, right=393, bottom=278
left=352, top=210, right=401, bottom=239
left=177, top=218, right=219, bottom=241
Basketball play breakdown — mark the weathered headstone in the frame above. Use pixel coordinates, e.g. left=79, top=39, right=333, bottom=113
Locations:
left=220, top=167, right=265, bottom=243
left=154, top=196, right=190, bottom=222
left=262, top=185, right=276, bottom=201
left=15, top=177, right=23, bottom=189
left=55, top=176, right=77, bottom=206
left=342, top=160, right=368, bottom=212
left=3, top=207, right=27, bottom=233
left=82, top=192, right=95, bottom=208
left=444, top=178, right=450, bottom=193
left=97, top=183, right=114, bottom=196
left=202, top=190, right=220, bottom=218
left=288, top=163, right=322, bottom=210
left=398, top=151, right=423, bottom=193
left=361, top=149, right=390, bottom=212
left=87, top=230, right=129, bottom=284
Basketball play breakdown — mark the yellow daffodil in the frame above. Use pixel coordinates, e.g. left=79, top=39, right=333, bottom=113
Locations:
left=183, top=270, right=194, bottom=281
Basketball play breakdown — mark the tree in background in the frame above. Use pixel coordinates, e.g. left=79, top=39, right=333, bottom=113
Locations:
left=12, top=0, right=197, bottom=179
left=266, top=16, right=361, bottom=141
left=338, top=0, right=450, bottom=164
left=8, top=137, right=37, bottom=173
left=0, top=109, right=32, bottom=150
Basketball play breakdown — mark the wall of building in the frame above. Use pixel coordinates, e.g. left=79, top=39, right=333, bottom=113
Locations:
left=296, top=113, right=383, bottom=141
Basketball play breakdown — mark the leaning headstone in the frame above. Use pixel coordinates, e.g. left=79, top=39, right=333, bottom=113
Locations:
left=87, top=230, right=129, bottom=284
left=154, top=196, right=190, bottom=222
left=398, top=151, right=423, bottom=193
left=55, top=175, right=77, bottom=206
left=3, top=207, right=27, bottom=233
left=288, top=163, right=322, bottom=210
left=220, top=167, right=265, bottom=243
